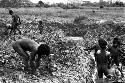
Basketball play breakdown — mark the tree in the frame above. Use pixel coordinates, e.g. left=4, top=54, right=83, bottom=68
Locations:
left=0, top=0, right=10, bottom=7
left=112, top=1, right=124, bottom=7
left=0, top=0, right=34, bottom=7
left=10, top=0, right=21, bottom=7
left=36, top=1, right=44, bottom=7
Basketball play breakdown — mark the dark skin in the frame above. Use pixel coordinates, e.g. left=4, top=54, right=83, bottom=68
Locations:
left=107, top=40, right=124, bottom=77
left=30, top=42, right=51, bottom=73
left=9, top=10, right=21, bottom=35
left=12, top=39, right=39, bottom=71
left=84, top=39, right=111, bottom=78
left=84, top=44, right=100, bottom=57
left=107, top=45, right=120, bottom=66
left=107, top=39, right=125, bottom=66
left=38, top=21, right=44, bottom=34
left=12, top=39, right=51, bottom=74
left=96, top=45, right=110, bottom=78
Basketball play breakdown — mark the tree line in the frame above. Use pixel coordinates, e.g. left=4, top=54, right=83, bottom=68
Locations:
left=0, top=0, right=34, bottom=7
left=0, top=0, right=124, bottom=8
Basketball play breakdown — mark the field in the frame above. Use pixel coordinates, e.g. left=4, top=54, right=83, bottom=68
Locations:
left=0, top=7, right=125, bottom=22
left=0, top=7, right=125, bottom=83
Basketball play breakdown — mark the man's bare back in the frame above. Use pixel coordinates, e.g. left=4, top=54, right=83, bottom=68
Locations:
left=12, top=39, right=39, bottom=52
left=12, top=39, right=51, bottom=74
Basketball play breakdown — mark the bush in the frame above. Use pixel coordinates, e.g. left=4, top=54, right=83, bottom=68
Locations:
left=1, top=18, right=125, bottom=83
left=74, top=16, right=88, bottom=24
left=100, top=5, right=104, bottom=9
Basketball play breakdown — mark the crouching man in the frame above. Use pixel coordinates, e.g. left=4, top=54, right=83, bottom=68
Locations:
left=12, top=39, right=51, bottom=74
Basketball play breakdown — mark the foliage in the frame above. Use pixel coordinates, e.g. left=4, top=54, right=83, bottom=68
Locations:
left=0, top=18, right=97, bottom=83
left=0, top=0, right=10, bottom=7
left=0, top=0, right=35, bottom=7
left=74, top=15, right=88, bottom=24
left=0, top=7, right=125, bottom=83
left=112, top=1, right=125, bottom=7
left=55, top=3, right=79, bottom=9
left=36, top=1, right=45, bottom=7
left=100, top=5, right=104, bottom=9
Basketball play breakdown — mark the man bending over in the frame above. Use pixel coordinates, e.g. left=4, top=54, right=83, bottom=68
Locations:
left=12, top=39, right=51, bottom=74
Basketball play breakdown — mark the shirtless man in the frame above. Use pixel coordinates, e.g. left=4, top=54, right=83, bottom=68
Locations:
left=107, top=37, right=124, bottom=77
left=84, top=38, right=111, bottom=78
left=9, top=10, right=21, bottom=35
left=38, top=20, right=44, bottom=34
left=12, top=39, right=51, bottom=74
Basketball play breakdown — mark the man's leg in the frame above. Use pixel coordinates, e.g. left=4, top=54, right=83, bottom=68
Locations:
left=115, top=59, right=124, bottom=77
left=16, top=26, right=21, bottom=35
left=13, top=29, right=16, bottom=35
left=111, top=59, right=114, bottom=66
left=12, top=44, right=29, bottom=70
left=97, top=65, right=103, bottom=78
left=13, top=26, right=17, bottom=35
left=10, top=23, right=16, bottom=35
left=22, top=51, right=30, bottom=71
left=103, top=65, right=109, bottom=78
left=29, top=52, right=37, bottom=73
left=9, top=27, right=14, bottom=35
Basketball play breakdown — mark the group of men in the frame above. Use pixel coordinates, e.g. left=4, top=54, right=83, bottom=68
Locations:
left=7, top=9, right=51, bottom=74
left=5, top=9, right=125, bottom=78
left=8, top=9, right=44, bottom=35
left=12, top=37, right=125, bottom=77
left=84, top=37, right=125, bottom=79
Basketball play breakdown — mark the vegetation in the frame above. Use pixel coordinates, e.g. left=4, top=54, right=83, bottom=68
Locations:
left=0, top=6, right=125, bottom=83
left=0, top=0, right=124, bottom=8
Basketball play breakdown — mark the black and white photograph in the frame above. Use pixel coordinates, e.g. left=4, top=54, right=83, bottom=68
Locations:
left=0, top=0, right=125, bottom=83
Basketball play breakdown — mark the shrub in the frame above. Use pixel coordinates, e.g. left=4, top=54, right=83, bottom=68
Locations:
left=100, top=5, right=104, bottom=9
left=74, top=16, right=88, bottom=24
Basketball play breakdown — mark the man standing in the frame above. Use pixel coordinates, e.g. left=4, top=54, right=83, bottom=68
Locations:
left=107, top=37, right=124, bottom=77
left=38, top=20, right=44, bottom=34
left=9, top=10, right=21, bottom=35
left=84, top=38, right=111, bottom=78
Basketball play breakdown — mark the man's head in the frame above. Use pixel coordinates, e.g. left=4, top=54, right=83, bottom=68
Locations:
left=39, top=20, right=43, bottom=25
left=9, top=10, right=14, bottom=15
left=98, top=38, right=107, bottom=49
left=113, top=37, right=120, bottom=48
left=37, top=44, right=50, bottom=58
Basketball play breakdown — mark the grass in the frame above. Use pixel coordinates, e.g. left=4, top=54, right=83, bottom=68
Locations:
left=0, top=7, right=125, bottom=83
left=0, top=7, right=125, bottom=23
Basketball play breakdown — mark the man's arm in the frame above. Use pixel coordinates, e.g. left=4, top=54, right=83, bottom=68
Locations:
left=117, top=48, right=124, bottom=56
left=30, top=51, right=37, bottom=71
left=107, top=51, right=111, bottom=69
left=84, top=45, right=96, bottom=51
left=107, top=45, right=112, bottom=52
left=30, top=51, right=37, bottom=61
left=17, top=15, right=21, bottom=25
